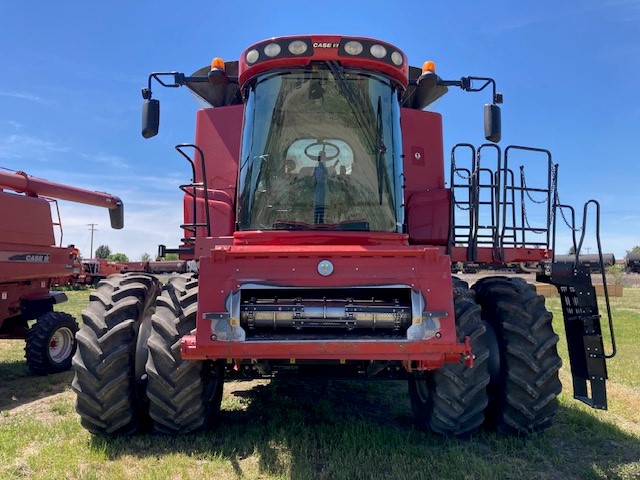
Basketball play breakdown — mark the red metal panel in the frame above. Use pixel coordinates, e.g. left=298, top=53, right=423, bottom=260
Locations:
left=183, top=195, right=234, bottom=238
left=0, top=243, right=73, bottom=282
left=194, top=106, right=243, bottom=198
left=0, top=281, right=51, bottom=334
left=181, top=335, right=470, bottom=370
left=448, top=246, right=553, bottom=263
left=401, top=108, right=445, bottom=200
left=407, top=189, right=450, bottom=245
left=0, top=192, right=54, bottom=247
left=188, top=243, right=462, bottom=366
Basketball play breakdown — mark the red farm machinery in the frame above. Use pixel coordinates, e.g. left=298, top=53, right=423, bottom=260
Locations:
left=72, top=35, right=616, bottom=436
left=0, top=169, right=123, bottom=374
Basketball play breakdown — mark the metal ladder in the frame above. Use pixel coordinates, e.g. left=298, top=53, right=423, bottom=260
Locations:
left=449, top=144, right=476, bottom=258
left=544, top=200, right=616, bottom=409
left=175, top=144, right=212, bottom=241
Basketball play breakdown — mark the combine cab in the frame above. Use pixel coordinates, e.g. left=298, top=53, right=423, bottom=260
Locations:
left=0, top=169, right=123, bottom=374
left=73, top=35, right=615, bottom=436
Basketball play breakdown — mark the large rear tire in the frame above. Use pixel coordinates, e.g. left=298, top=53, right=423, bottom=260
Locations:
left=146, top=274, right=224, bottom=435
left=71, top=273, right=161, bottom=435
left=408, top=279, right=490, bottom=436
left=25, top=311, right=79, bottom=375
left=472, top=276, right=562, bottom=435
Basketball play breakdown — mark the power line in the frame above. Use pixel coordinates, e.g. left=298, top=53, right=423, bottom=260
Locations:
left=88, top=223, right=98, bottom=259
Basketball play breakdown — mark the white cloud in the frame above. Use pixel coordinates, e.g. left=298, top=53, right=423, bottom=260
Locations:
left=0, top=91, right=56, bottom=106
left=82, top=153, right=132, bottom=170
left=0, top=133, right=70, bottom=160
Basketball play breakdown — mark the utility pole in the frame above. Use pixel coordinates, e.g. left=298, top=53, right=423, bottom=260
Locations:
left=88, top=223, right=98, bottom=259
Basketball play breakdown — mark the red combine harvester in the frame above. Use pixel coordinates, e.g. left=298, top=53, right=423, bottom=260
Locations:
left=73, top=35, right=616, bottom=436
left=0, top=169, right=123, bottom=374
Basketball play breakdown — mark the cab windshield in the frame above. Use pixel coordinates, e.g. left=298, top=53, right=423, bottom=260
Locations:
left=237, top=64, right=403, bottom=232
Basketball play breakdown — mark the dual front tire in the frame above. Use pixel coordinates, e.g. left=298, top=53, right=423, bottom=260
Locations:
left=409, top=277, right=562, bottom=436
left=72, top=273, right=222, bottom=435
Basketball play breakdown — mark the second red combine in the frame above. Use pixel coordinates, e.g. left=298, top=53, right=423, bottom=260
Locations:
left=0, top=169, right=123, bottom=374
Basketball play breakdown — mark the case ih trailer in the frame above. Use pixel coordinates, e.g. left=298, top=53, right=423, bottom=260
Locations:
left=0, top=169, right=123, bottom=374
left=73, top=35, right=615, bottom=437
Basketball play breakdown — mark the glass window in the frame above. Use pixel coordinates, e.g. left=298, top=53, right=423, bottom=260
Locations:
left=237, top=65, right=403, bottom=232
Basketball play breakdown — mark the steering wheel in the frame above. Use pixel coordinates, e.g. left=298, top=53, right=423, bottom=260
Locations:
left=304, top=140, right=341, bottom=161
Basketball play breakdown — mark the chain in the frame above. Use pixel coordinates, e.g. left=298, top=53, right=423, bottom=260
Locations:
left=522, top=197, right=547, bottom=234
left=451, top=154, right=475, bottom=209
left=453, top=193, right=471, bottom=211
left=519, top=165, right=547, bottom=234
left=520, top=166, right=547, bottom=204
left=552, top=165, right=582, bottom=232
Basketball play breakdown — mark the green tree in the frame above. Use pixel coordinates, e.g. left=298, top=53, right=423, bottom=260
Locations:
left=626, top=245, right=640, bottom=258
left=567, top=245, right=576, bottom=255
left=140, top=253, right=152, bottom=262
left=95, top=244, right=111, bottom=259
left=108, top=253, right=129, bottom=262
left=164, top=253, right=179, bottom=260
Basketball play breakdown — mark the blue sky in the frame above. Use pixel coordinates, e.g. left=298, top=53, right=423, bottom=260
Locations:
left=1, top=1, right=638, bottom=259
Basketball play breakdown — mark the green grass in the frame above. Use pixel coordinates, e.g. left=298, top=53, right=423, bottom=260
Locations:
left=1, top=286, right=639, bottom=479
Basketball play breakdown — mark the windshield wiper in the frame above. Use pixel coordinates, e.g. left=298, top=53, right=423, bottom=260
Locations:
left=376, top=96, right=387, bottom=206
left=325, top=62, right=387, bottom=206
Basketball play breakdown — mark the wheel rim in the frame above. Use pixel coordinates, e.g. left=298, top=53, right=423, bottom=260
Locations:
left=49, top=327, right=75, bottom=364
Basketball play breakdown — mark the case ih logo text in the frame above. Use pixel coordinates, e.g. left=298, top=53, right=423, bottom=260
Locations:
left=313, top=42, right=339, bottom=48
left=9, top=254, right=51, bottom=262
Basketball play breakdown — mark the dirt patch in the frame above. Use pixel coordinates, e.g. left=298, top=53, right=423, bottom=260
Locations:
left=0, top=389, right=75, bottom=425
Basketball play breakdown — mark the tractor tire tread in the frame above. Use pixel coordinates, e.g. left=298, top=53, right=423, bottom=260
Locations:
left=72, top=273, right=160, bottom=435
left=472, top=276, right=562, bottom=435
left=146, top=273, right=224, bottom=435
left=25, top=311, right=79, bottom=375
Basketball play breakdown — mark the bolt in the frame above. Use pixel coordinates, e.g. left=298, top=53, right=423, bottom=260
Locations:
left=211, top=334, right=217, bottom=341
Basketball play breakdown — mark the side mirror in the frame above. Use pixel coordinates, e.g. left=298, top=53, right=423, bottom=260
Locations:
left=484, top=104, right=501, bottom=143
left=142, top=99, right=160, bottom=138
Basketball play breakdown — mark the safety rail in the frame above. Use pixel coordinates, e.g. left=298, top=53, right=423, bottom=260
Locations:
left=175, top=144, right=211, bottom=240
left=448, top=144, right=475, bottom=258
left=449, top=143, right=555, bottom=262
left=499, top=145, right=554, bottom=256
left=475, top=144, right=501, bottom=260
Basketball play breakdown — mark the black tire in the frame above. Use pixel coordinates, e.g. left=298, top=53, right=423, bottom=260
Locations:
left=71, top=273, right=161, bottom=435
left=408, top=279, right=490, bottom=436
left=472, top=276, right=562, bottom=435
left=25, top=311, right=79, bottom=375
left=146, top=274, right=224, bottom=435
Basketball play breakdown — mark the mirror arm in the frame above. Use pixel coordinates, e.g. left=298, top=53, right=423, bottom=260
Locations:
left=438, top=76, right=503, bottom=104
left=141, top=72, right=239, bottom=100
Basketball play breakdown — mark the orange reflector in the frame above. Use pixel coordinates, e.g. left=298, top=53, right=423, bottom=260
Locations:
left=422, top=60, right=436, bottom=74
left=211, top=57, right=225, bottom=70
